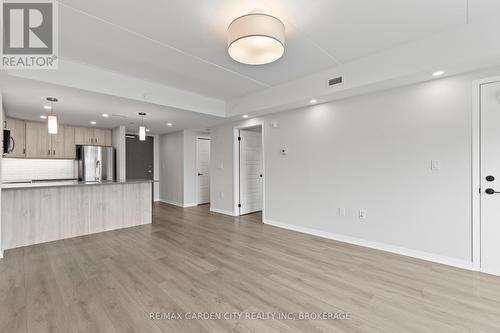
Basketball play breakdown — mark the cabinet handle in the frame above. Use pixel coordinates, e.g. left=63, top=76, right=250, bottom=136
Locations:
left=48, top=149, right=51, bottom=155
left=53, top=150, right=55, bottom=155
left=95, top=137, right=98, bottom=143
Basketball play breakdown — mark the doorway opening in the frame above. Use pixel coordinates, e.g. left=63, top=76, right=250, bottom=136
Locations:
left=196, top=137, right=211, bottom=205
left=126, top=134, right=154, bottom=199
left=235, top=124, right=264, bottom=220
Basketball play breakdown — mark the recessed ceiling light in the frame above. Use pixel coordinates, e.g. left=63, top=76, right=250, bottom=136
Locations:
left=432, top=70, right=445, bottom=77
left=310, top=99, right=317, bottom=104
left=228, top=13, right=285, bottom=65
left=40, top=115, right=47, bottom=119
left=243, top=114, right=249, bottom=118
left=90, top=121, right=97, bottom=125
left=43, top=105, right=52, bottom=110
left=146, top=129, right=150, bottom=132
left=167, top=123, right=173, bottom=127
left=102, top=113, right=109, bottom=118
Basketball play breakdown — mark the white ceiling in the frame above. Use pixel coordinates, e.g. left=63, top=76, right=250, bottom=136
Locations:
left=3, top=0, right=500, bottom=130
left=56, top=0, right=500, bottom=100
left=0, top=74, right=227, bottom=134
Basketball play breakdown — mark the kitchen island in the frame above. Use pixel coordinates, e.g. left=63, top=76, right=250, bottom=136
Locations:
left=1, top=180, right=153, bottom=250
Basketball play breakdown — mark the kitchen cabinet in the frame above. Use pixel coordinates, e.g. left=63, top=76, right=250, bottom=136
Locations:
left=4, top=117, right=26, bottom=158
left=51, top=125, right=75, bottom=159
left=93, top=128, right=106, bottom=146
left=75, top=127, right=112, bottom=146
left=75, top=127, right=94, bottom=145
left=6, top=119, right=112, bottom=159
left=105, top=129, right=112, bottom=146
left=25, top=121, right=51, bottom=158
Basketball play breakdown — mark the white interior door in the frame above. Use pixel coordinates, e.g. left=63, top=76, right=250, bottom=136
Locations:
left=480, top=80, right=500, bottom=276
left=239, top=129, right=263, bottom=215
left=197, top=138, right=210, bottom=204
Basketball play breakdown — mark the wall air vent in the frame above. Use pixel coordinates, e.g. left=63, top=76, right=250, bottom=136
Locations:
left=328, top=76, right=343, bottom=86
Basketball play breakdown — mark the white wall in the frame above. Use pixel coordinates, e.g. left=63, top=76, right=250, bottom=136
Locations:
left=159, top=131, right=184, bottom=205
left=112, top=126, right=126, bottom=181
left=210, top=67, right=500, bottom=267
left=159, top=130, right=209, bottom=207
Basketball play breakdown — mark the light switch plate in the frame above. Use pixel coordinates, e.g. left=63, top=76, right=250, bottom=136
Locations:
left=431, top=160, right=441, bottom=171
left=359, top=209, right=367, bottom=219
left=338, top=208, right=346, bottom=217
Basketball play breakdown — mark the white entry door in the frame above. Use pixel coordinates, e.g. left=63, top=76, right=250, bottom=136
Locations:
left=481, top=80, right=500, bottom=275
left=197, top=138, right=210, bottom=204
left=239, top=129, right=263, bottom=215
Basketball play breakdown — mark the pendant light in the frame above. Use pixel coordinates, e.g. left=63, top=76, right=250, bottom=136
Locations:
left=46, top=97, right=58, bottom=134
left=138, top=112, right=146, bottom=141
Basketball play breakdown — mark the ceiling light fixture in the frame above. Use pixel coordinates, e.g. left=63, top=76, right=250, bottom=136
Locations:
left=138, top=112, right=146, bottom=141
left=243, top=114, right=249, bottom=118
left=102, top=113, right=109, bottom=118
left=90, top=121, right=97, bottom=125
left=43, top=105, right=52, bottom=110
left=46, top=97, right=58, bottom=134
left=146, top=129, right=150, bottom=132
left=310, top=99, right=317, bottom=104
left=432, top=70, right=445, bottom=77
left=40, top=115, right=47, bottom=119
left=228, top=13, right=285, bottom=65
left=167, top=122, right=173, bottom=127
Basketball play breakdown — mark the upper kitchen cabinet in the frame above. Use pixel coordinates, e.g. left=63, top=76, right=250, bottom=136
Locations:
left=75, top=127, right=112, bottom=146
left=93, top=128, right=106, bottom=146
left=4, top=117, right=26, bottom=158
left=25, top=121, right=51, bottom=159
left=51, top=125, right=76, bottom=159
left=75, top=127, right=94, bottom=145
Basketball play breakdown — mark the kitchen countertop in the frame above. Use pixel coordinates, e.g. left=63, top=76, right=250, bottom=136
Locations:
left=2, top=179, right=157, bottom=190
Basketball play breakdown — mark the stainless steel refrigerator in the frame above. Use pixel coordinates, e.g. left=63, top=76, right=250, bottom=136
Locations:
left=77, top=145, right=115, bottom=182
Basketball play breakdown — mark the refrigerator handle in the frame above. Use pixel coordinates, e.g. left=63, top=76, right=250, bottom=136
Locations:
left=96, top=160, right=101, bottom=182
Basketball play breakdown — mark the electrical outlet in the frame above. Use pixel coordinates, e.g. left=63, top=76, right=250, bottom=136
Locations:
left=359, top=209, right=367, bottom=220
left=338, top=208, right=346, bottom=217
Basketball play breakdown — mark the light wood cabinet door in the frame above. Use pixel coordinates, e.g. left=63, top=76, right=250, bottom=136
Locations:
left=93, top=128, right=106, bottom=146
left=25, top=121, right=51, bottom=158
left=105, top=129, right=112, bottom=146
left=51, top=125, right=75, bottom=159
left=5, top=117, right=26, bottom=158
left=75, top=127, right=94, bottom=145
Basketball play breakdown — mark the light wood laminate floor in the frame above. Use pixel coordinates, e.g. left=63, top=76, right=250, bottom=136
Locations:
left=1, top=202, right=500, bottom=333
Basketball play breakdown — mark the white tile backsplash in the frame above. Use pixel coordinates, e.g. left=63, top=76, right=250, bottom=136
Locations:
left=2, top=158, right=76, bottom=181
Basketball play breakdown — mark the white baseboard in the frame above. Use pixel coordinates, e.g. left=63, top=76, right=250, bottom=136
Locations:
left=159, top=199, right=196, bottom=208
left=210, top=207, right=237, bottom=216
left=264, top=219, right=474, bottom=271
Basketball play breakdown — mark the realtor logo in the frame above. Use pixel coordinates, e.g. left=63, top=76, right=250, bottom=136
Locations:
left=1, top=0, right=58, bottom=69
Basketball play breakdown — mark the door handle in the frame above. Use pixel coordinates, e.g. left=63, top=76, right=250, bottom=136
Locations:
left=485, top=188, right=500, bottom=195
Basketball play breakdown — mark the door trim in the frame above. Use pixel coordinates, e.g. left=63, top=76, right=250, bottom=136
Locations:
left=472, top=76, right=500, bottom=273
left=196, top=136, right=211, bottom=205
left=233, top=123, right=265, bottom=219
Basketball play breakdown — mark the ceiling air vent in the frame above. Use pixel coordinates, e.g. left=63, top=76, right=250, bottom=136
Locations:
left=328, top=76, right=343, bottom=86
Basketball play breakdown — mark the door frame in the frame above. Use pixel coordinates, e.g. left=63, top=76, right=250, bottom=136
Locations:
left=471, top=76, right=500, bottom=272
left=233, top=123, right=265, bottom=219
left=196, top=136, right=211, bottom=205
